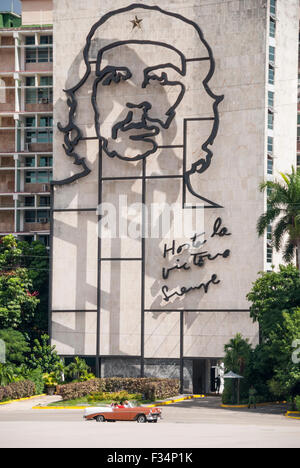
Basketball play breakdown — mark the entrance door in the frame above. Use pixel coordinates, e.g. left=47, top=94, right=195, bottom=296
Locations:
left=192, top=359, right=206, bottom=394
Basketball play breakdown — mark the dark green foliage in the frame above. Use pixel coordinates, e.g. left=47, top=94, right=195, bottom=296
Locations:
left=223, top=266, right=300, bottom=404
left=0, top=329, right=30, bottom=365
left=0, top=235, right=49, bottom=339
left=26, top=334, right=60, bottom=373
left=247, top=265, right=300, bottom=340
left=257, top=167, right=300, bottom=264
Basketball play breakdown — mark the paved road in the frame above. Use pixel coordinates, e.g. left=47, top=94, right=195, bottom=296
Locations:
left=0, top=396, right=299, bottom=448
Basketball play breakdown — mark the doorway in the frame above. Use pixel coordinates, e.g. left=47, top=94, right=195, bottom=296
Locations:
left=192, top=359, right=206, bottom=394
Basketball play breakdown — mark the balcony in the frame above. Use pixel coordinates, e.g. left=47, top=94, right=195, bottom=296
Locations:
left=24, top=46, right=53, bottom=73
left=23, top=221, right=50, bottom=233
left=0, top=210, right=14, bottom=232
left=24, top=86, right=53, bottom=113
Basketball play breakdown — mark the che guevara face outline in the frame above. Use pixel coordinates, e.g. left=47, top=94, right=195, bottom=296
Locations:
left=91, top=40, right=187, bottom=162
left=55, top=3, right=224, bottom=208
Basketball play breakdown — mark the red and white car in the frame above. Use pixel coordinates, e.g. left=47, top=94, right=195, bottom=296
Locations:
left=84, top=405, right=162, bottom=423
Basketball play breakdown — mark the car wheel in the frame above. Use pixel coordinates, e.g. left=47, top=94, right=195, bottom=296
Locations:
left=136, top=414, right=147, bottom=423
left=95, top=415, right=105, bottom=422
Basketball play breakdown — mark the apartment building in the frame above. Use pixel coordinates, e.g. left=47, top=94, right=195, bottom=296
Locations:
left=0, top=0, right=53, bottom=246
left=51, top=0, right=298, bottom=392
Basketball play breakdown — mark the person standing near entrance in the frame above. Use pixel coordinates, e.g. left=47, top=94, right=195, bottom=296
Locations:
left=248, top=385, right=257, bottom=409
left=215, top=375, right=221, bottom=395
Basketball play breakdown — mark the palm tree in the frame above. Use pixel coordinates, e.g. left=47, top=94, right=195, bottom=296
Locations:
left=257, top=167, right=300, bottom=269
left=0, top=363, right=15, bottom=386
left=67, top=357, right=90, bottom=382
left=224, top=333, right=252, bottom=375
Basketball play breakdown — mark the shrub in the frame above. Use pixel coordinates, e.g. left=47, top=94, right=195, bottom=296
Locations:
left=87, top=390, right=142, bottom=403
left=56, top=378, right=180, bottom=401
left=0, top=380, right=35, bottom=401
left=295, top=396, right=300, bottom=412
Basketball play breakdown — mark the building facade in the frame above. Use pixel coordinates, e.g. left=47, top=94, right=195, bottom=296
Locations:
left=0, top=0, right=53, bottom=245
left=49, top=0, right=297, bottom=393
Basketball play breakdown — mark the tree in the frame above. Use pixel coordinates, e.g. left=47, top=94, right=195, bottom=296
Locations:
left=66, top=357, right=91, bottom=382
left=257, top=167, right=300, bottom=267
left=224, top=333, right=252, bottom=376
left=222, top=334, right=253, bottom=404
left=247, top=266, right=300, bottom=402
left=0, top=235, right=49, bottom=338
left=0, top=329, right=30, bottom=365
left=0, top=269, right=39, bottom=330
left=247, top=265, right=300, bottom=341
left=26, top=335, right=60, bottom=373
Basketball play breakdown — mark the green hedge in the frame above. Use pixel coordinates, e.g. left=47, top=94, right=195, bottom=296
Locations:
left=56, top=378, right=180, bottom=401
left=0, top=380, right=36, bottom=401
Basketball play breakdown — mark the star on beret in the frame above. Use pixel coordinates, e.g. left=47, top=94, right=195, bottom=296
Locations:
left=130, top=15, right=143, bottom=30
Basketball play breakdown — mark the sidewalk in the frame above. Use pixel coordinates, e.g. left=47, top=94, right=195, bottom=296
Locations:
left=0, top=394, right=62, bottom=411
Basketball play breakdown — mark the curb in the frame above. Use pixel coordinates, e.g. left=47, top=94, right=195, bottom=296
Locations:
left=147, top=395, right=205, bottom=407
left=285, top=411, right=300, bottom=420
left=0, top=394, right=46, bottom=406
left=33, top=394, right=205, bottom=410
left=221, top=401, right=287, bottom=409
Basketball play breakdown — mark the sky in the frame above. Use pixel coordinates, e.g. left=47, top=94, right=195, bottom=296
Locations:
left=0, top=0, right=21, bottom=14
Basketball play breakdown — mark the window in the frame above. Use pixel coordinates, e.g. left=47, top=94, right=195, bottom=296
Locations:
left=37, top=171, right=50, bottom=183
left=24, top=196, right=35, bottom=207
left=297, top=127, right=300, bottom=139
left=297, top=154, right=300, bottom=167
left=25, top=171, right=37, bottom=184
left=270, top=19, right=276, bottom=38
left=25, top=77, right=36, bottom=104
left=25, top=157, right=35, bottom=167
left=269, top=46, right=275, bottom=64
left=269, top=66, right=274, bottom=85
left=39, top=156, right=53, bottom=167
left=26, top=77, right=35, bottom=86
left=270, top=0, right=276, bottom=16
left=267, top=157, right=273, bottom=175
left=40, top=36, right=52, bottom=45
left=25, top=170, right=52, bottom=184
left=25, top=36, right=35, bottom=45
left=298, top=114, right=300, bottom=126
left=24, top=210, right=36, bottom=223
left=268, top=112, right=274, bottom=130
left=40, top=76, right=53, bottom=86
left=38, top=48, right=50, bottom=63
left=267, top=136, right=273, bottom=154
left=40, top=116, right=53, bottom=127
left=37, top=210, right=50, bottom=223
left=25, top=48, right=37, bottom=63
left=39, top=196, right=50, bottom=207
left=268, top=91, right=274, bottom=109
left=26, top=117, right=36, bottom=127
left=25, top=36, right=53, bottom=63
left=267, top=226, right=273, bottom=263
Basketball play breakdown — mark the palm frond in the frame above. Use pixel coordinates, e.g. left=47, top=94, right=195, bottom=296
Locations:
left=283, top=238, right=296, bottom=263
left=273, top=216, right=289, bottom=251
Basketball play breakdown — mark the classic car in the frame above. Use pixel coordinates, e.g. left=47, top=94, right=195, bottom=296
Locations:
left=84, top=405, right=162, bottom=423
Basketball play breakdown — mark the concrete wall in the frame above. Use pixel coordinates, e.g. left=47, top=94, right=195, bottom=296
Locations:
left=21, top=0, right=53, bottom=26
left=51, top=0, right=298, bottom=363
